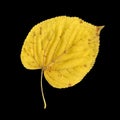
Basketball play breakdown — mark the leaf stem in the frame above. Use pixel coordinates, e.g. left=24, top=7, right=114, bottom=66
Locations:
left=40, top=69, right=47, bottom=109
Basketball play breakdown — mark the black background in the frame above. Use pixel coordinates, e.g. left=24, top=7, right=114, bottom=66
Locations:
left=4, top=1, right=118, bottom=118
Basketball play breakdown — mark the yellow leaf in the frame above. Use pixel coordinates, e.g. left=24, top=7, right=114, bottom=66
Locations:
left=20, top=16, right=104, bottom=109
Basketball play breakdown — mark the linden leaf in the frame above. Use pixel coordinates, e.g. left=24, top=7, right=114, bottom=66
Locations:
left=20, top=16, right=104, bottom=109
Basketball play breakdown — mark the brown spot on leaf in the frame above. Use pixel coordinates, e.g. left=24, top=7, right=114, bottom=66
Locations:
left=68, top=83, right=72, bottom=87
left=83, top=64, right=87, bottom=67
left=64, top=50, right=67, bottom=54
left=47, top=67, right=52, bottom=72
left=80, top=20, right=83, bottom=23
left=88, top=39, right=91, bottom=41
left=40, top=27, right=42, bottom=35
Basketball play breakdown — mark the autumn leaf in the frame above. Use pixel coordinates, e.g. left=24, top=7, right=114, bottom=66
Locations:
left=20, top=16, right=104, bottom=109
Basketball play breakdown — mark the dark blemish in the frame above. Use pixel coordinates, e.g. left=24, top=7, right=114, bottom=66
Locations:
left=80, top=20, right=83, bottom=23
left=96, top=33, right=99, bottom=36
left=96, top=27, right=101, bottom=36
left=68, top=83, right=72, bottom=87
left=40, top=27, right=42, bottom=35
left=60, top=31, right=65, bottom=38
left=83, top=64, right=87, bottom=67
left=59, top=34, right=62, bottom=38
left=88, top=39, right=91, bottom=44
left=96, top=27, right=100, bottom=32
left=88, top=39, right=91, bottom=41
left=72, top=43, right=76, bottom=46
left=64, top=50, right=67, bottom=54
left=47, top=66, right=52, bottom=72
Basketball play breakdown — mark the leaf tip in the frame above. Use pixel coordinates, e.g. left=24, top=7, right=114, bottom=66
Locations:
left=96, top=25, right=105, bottom=35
